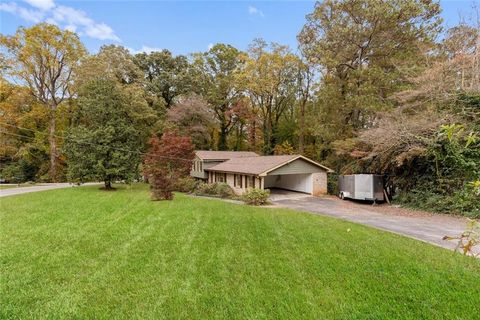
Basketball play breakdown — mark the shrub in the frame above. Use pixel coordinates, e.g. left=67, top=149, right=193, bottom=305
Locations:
left=215, top=183, right=236, bottom=198
left=327, top=172, right=339, bottom=195
left=242, top=188, right=270, bottom=206
left=394, top=181, right=480, bottom=218
left=193, top=182, right=235, bottom=199
left=0, top=160, right=38, bottom=183
left=174, top=176, right=201, bottom=193
left=193, top=182, right=216, bottom=195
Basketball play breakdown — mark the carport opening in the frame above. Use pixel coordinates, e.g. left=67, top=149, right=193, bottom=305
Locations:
left=264, top=173, right=312, bottom=194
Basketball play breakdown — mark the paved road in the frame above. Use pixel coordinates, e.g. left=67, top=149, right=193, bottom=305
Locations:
left=0, top=183, right=99, bottom=198
left=270, top=191, right=477, bottom=253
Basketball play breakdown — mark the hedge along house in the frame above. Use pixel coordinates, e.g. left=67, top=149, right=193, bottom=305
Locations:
left=191, top=150, right=259, bottom=180
left=205, top=155, right=333, bottom=196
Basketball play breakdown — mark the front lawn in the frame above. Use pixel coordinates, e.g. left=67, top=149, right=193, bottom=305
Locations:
left=1, top=184, right=478, bottom=319
left=0, top=184, right=38, bottom=190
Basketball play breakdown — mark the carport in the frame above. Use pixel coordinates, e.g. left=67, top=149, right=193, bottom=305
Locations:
left=262, top=156, right=331, bottom=194
left=264, top=174, right=313, bottom=194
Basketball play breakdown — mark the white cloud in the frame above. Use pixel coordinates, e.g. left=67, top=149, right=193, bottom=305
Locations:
left=65, top=24, right=77, bottom=32
left=23, top=0, right=55, bottom=11
left=127, top=45, right=163, bottom=54
left=248, top=5, right=264, bottom=18
left=50, top=5, right=120, bottom=41
left=0, top=2, right=44, bottom=23
left=1, top=1, right=120, bottom=42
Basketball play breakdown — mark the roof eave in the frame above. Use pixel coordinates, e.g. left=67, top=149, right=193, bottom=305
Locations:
left=260, top=155, right=334, bottom=175
left=205, top=168, right=260, bottom=176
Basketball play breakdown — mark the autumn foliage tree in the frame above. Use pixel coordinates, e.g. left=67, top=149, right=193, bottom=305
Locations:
left=166, top=94, right=214, bottom=149
left=1, top=23, right=86, bottom=181
left=143, top=131, right=195, bottom=200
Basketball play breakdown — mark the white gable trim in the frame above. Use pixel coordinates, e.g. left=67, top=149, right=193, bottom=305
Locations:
left=258, top=155, right=333, bottom=176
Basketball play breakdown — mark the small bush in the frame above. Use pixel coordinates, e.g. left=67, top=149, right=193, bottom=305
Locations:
left=327, top=172, right=339, bottom=195
left=215, top=183, right=236, bottom=198
left=242, top=188, right=270, bottom=205
left=193, top=182, right=235, bottom=199
left=193, top=182, right=216, bottom=195
left=174, top=176, right=201, bottom=193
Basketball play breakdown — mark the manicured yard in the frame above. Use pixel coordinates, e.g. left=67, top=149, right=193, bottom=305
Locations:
left=1, top=184, right=479, bottom=319
left=0, top=184, right=38, bottom=190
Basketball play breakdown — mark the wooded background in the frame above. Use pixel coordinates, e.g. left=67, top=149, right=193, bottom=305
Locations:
left=1, top=0, right=479, bottom=216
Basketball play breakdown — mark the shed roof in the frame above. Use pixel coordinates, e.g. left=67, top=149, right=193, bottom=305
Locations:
left=195, top=150, right=259, bottom=160
left=206, top=155, right=333, bottom=176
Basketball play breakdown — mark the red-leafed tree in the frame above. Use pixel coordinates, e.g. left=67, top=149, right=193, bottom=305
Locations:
left=143, top=130, right=195, bottom=200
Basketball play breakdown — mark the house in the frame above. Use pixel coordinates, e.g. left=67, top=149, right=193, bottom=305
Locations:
left=204, top=154, right=333, bottom=196
left=191, top=150, right=259, bottom=180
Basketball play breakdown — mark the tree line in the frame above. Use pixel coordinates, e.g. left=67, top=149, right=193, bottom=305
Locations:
left=1, top=0, right=478, bottom=215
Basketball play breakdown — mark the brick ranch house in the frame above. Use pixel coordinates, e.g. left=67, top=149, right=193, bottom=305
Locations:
left=191, top=151, right=333, bottom=196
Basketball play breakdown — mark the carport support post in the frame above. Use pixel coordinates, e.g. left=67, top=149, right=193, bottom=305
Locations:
left=260, top=177, right=264, bottom=189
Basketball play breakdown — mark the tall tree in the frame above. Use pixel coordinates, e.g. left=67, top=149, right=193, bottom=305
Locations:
left=0, top=78, right=50, bottom=182
left=442, top=24, right=480, bottom=92
left=193, top=44, right=244, bottom=150
left=238, top=40, right=300, bottom=154
left=297, top=0, right=442, bottom=164
left=296, top=56, right=317, bottom=154
left=64, top=78, right=143, bottom=190
left=1, top=23, right=86, bottom=181
left=298, top=0, right=441, bottom=126
left=75, top=45, right=158, bottom=147
left=134, top=50, right=193, bottom=110
left=75, top=45, right=143, bottom=90
left=165, top=94, right=215, bottom=149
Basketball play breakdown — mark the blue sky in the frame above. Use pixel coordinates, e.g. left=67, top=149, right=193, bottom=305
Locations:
left=1, top=0, right=478, bottom=55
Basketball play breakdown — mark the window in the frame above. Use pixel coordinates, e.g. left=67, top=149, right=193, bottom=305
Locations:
left=215, top=173, right=226, bottom=183
left=199, top=161, right=202, bottom=171
left=234, top=174, right=243, bottom=188
left=247, top=176, right=255, bottom=188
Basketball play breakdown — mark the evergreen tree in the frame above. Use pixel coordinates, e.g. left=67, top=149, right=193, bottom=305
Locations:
left=64, top=78, right=142, bottom=189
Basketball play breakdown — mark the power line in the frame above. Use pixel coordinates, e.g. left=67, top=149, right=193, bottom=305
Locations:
left=0, top=122, right=63, bottom=140
left=0, top=125, right=194, bottom=163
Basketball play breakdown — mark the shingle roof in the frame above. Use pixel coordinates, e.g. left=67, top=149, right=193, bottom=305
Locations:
left=195, top=150, right=259, bottom=160
left=205, top=155, right=332, bottom=175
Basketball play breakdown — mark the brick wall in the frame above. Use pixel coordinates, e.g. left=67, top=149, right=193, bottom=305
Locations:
left=312, top=171, right=327, bottom=196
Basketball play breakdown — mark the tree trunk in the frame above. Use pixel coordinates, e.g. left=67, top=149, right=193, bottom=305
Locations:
left=298, top=100, right=306, bottom=154
left=218, top=124, right=228, bottom=150
left=104, top=180, right=112, bottom=190
left=250, top=119, right=256, bottom=151
left=49, top=110, right=57, bottom=182
left=263, top=109, right=273, bottom=154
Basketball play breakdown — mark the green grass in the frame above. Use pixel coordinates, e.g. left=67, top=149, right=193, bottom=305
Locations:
left=1, top=184, right=479, bottom=319
left=0, top=184, right=38, bottom=190
left=0, top=183, right=46, bottom=189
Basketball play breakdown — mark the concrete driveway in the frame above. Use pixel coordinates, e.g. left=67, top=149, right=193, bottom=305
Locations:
left=270, top=190, right=477, bottom=253
left=0, top=183, right=99, bottom=198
